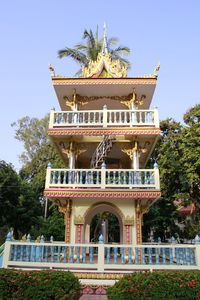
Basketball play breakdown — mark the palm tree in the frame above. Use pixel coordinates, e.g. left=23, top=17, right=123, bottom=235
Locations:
left=58, top=26, right=131, bottom=76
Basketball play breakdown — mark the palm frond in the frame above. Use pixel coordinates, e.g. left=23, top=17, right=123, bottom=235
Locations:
left=58, top=48, right=88, bottom=66
left=110, top=46, right=130, bottom=56
left=83, top=29, right=96, bottom=49
left=74, top=68, right=83, bottom=77
left=107, top=37, right=118, bottom=46
left=74, top=44, right=88, bottom=51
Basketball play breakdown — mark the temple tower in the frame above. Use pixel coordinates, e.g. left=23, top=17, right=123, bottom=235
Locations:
left=44, top=49, right=161, bottom=245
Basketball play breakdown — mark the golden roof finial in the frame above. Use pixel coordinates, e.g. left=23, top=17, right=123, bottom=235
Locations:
left=102, top=22, right=108, bottom=54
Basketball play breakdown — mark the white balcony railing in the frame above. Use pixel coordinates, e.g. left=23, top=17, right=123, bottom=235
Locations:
left=45, top=168, right=160, bottom=189
left=2, top=240, right=200, bottom=272
left=49, top=108, right=159, bottom=129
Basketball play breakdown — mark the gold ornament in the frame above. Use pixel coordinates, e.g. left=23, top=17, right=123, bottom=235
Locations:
left=81, top=53, right=127, bottom=78
left=74, top=215, right=84, bottom=225
left=124, top=215, right=134, bottom=225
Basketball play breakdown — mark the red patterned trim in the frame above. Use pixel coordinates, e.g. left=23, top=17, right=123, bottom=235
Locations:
left=44, top=189, right=161, bottom=199
left=48, top=127, right=160, bottom=136
left=52, top=77, right=157, bottom=85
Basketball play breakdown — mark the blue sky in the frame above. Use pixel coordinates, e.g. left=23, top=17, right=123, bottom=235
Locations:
left=0, top=0, right=200, bottom=170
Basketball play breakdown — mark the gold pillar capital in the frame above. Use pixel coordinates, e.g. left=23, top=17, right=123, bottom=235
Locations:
left=74, top=215, right=85, bottom=225
left=123, top=215, right=134, bottom=225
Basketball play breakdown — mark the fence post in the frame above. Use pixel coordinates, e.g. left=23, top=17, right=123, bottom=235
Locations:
left=103, top=105, right=107, bottom=128
left=45, top=163, right=52, bottom=188
left=154, top=164, right=160, bottom=189
left=101, top=162, right=106, bottom=188
left=98, top=235, right=105, bottom=272
left=49, top=109, right=55, bottom=128
left=195, top=245, right=200, bottom=269
left=2, top=233, right=12, bottom=268
left=154, top=107, right=159, bottom=128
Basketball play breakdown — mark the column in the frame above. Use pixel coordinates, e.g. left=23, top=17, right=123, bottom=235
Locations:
left=74, top=215, right=84, bottom=243
left=132, top=149, right=139, bottom=169
left=123, top=216, right=134, bottom=244
left=135, top=201, right=142, bottom=244
left=59, top=199, right=72, bottom=243
left=69, top=141, right=75, bottom=169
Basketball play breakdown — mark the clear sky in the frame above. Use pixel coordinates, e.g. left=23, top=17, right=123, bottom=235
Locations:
left=0, top=0, right=200, bottom=170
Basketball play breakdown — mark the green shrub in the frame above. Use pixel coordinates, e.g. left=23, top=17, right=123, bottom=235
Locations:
left=0, top=268, right=81, bottom=299
left=107, top=271, right=200, bottom=300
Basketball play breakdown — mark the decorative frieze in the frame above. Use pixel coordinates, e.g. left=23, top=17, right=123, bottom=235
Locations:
left=48, top=128, right=161, bottom=136
left=44, top=189, right=161, bottom=199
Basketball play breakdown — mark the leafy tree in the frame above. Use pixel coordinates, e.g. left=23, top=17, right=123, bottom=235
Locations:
left=143, top=104, right=200, bottom=241
left=12, top=115, right=65, bottom=239
left=0, top=160, right=42, bottom=239
left=31, top=204, right=65, bottom=241
left=58, top=26, right=130, bottom=75
left=12, top=115, right=64, bottom=193
left=0, top=161, right=20, bottom=238
left=15, top=181, right=42, bottom=236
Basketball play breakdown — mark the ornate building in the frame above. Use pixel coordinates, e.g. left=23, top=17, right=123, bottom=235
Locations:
left=44, top=37, right=161, bottom=246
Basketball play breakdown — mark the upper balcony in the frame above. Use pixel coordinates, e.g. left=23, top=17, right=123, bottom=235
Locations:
left=49, top=107, right=159, bottom=130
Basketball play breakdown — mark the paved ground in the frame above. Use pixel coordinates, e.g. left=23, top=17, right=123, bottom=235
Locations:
left=80, top=295, right=107, bottom=300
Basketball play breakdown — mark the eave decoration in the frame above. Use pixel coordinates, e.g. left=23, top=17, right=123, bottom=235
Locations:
left=64, top=88, right=145, bottom=109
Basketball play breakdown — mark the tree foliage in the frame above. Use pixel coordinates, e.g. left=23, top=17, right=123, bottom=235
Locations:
left=58, top=26, right=130, bottom=76
left=31, top=204, right=65, bottom=241
left=10, top=115, right=65, bottom=240
left=12, top=115, right=64, bottom=192
left=143, top=104, right=200, bottom=241
left=0, top=161, right=42, bottom=239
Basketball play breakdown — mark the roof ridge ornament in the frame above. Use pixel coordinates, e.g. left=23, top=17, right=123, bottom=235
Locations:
left=153, top=62, right=160, bottom=78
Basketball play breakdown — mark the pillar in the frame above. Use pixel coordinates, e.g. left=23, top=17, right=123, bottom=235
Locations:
left=132, top=150, right=139, bottom=169
left=59, top=199, right=72, bottom=243
left=69, top=141, right=75, bottom=169
left=135, top=201, right=142, bottom=244
left=74, top=215, right=84, bottom=243
left=123, top=216, right=134, bottom=244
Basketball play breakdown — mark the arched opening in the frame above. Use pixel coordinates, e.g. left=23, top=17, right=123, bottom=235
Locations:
left=90, top=212, right=120, bottom=243
left=84, top=202, right=123, bottom=244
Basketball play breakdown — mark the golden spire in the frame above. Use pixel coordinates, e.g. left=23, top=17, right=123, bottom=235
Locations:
left=102, top=22, right=108, bottom=54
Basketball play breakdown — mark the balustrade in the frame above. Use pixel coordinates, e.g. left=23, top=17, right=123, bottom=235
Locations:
left=49, top=108, right=159, bottom=128
left=45, top=168, right=159, bottom=189
left=2, top=240, right=199, bottom=271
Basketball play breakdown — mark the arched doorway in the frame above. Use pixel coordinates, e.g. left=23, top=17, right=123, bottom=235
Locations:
left=84, top=202, right=124, bottom=244
left=90, top=212, right=120, bottom=243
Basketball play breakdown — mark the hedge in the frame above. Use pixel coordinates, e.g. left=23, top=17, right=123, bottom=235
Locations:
left=0, top=268, right=81, bottom=299
left=107, top=271, right=200, bottom=300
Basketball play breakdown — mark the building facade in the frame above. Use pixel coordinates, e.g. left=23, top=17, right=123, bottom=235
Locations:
left=44, top=51, right=161, bottom=246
